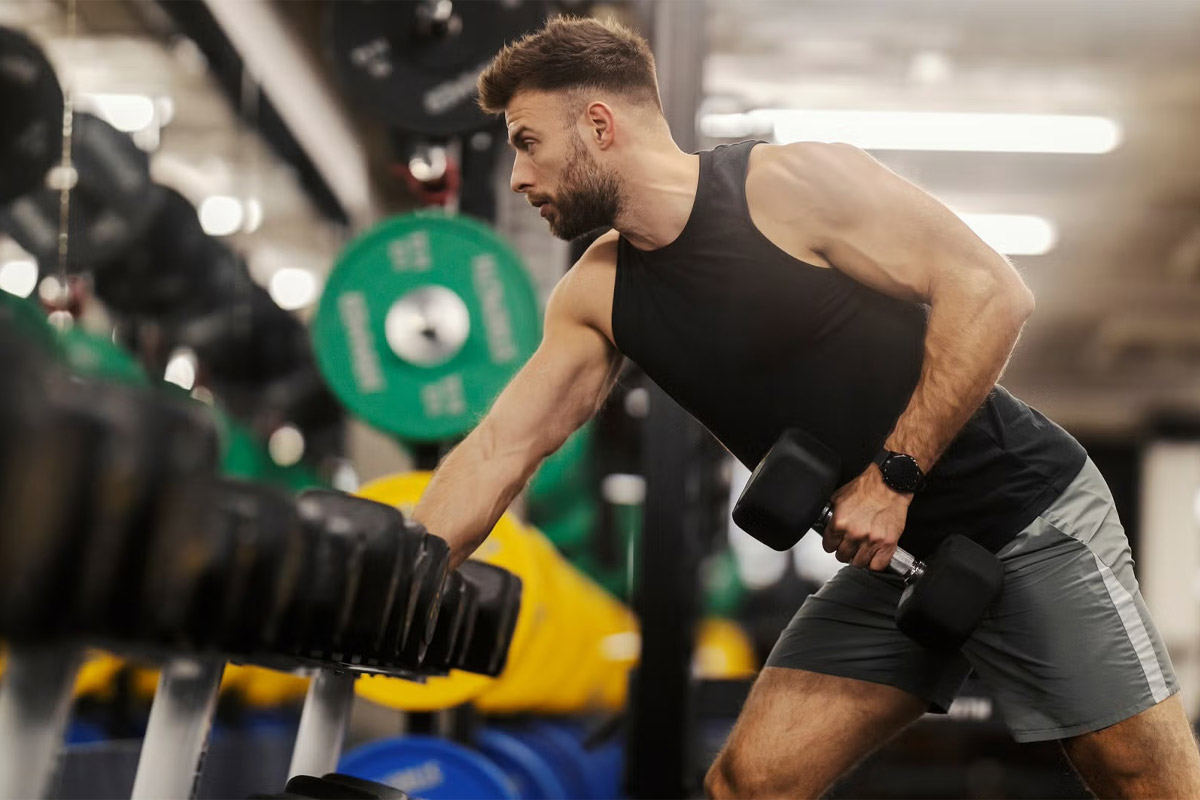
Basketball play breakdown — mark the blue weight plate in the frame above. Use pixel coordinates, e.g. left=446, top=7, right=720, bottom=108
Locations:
left=497, top=723, right=591, bottom=799
left=339, top=735, right=518, bottom=800
left=476, top=728, right=567, bottom=800
left=545, top=721, right=624, bottom=800
left=64, top=719, right=107, bottom=745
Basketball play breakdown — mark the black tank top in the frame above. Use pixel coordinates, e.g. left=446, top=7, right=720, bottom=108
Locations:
left=612, top=141, right=1086, bottom=558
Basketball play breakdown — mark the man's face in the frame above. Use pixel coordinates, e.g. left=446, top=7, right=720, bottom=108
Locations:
left=506, top=90, right=621, bottom=241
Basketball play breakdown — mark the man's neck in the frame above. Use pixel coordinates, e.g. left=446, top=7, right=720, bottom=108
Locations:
left=612, top=144, right=701, bottom=252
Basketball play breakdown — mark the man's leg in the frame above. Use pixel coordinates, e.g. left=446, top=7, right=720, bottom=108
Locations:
left=1060, top=693, right=1200, bottom=799
left=704, top=666, right=926, bottom=799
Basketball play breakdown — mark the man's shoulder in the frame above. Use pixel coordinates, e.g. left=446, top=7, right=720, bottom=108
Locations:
left=577, top=228, right=620, bottom=267
left=546, top=229, right=619, bottom=339
left=753, top=141, right=873, bottom=193
left=564, top=229, right=620, bottom=290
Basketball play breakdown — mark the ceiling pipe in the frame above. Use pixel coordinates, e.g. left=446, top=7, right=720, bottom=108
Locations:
left=203, top=0, right=378, bottom=229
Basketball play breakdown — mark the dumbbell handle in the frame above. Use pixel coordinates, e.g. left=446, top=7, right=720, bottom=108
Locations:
left=815, top=504, right=927, bottom=584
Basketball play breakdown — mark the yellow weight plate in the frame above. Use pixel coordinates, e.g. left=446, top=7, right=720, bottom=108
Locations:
left=473, top=526, right=582, bottom=712
left=694, top=618, right=758, bottom=680
left=223, top=663, right=311, bottom=707
left=476, top=522, right=639, bottom=713
left=73, top=652, right=124, bottom=699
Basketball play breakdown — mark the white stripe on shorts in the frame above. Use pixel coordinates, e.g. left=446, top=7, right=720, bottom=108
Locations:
left=1091, top=552, right=1171, bottom=703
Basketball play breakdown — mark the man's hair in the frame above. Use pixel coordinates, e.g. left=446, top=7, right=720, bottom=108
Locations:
left=478, top=15, right=661, bottom=115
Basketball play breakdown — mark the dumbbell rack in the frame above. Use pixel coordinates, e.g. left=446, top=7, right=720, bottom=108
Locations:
left=0, top=646, right=83, bottom=799
left=289, top=669, right=357, bottom=780
left=130, top=659, right=358, bottom=799
left=131, top=657, right=226, bottom=799
left=0, top=580, right=511, bottom=800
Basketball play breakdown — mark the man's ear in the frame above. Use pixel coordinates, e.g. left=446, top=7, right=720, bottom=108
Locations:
left=585, top=101, right=617, bottom=150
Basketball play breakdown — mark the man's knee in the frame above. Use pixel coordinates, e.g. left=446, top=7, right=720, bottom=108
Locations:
left=704, top=749, right=767, bottom=799
left=704, top=746, right=821, bottom=799
left=1062, top=694, right=1200, bottom=797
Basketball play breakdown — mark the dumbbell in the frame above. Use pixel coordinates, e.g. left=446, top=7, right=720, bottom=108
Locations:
left=732, top=428, right=1004, bottom=651
left=71, top=388, right=220, bottom=647
left=0, top=366, right=116, bottom=641
left=280, top=491, right=442, bottom=666
left=144, top=478, right=305, bottom=654
left=455, top=561, right=522, bottom=676
left=420, top=571, right=474, bottom=674
left=386, top=520, right=450, bottom=670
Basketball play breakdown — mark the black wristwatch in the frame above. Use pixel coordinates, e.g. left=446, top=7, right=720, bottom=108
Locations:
left=873, top=449, right=924, bottom=493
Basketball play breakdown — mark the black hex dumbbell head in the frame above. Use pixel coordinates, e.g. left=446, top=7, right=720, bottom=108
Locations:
left=287, top=491, right=364, bottom=659
left=732, top=428, right=840, bottom=551
left=100, top=393, right=219, bottom=646
left=393, top=524, right=450, bottom=669
left=421, top=571, right=467, bottom=673
left=295, top=491, right=424, bottom=662
left=0, top=372, right=129, bottom=641
left=896, top=534, right=1005, bottom=651
left=455, top=561, right=521, bottom=677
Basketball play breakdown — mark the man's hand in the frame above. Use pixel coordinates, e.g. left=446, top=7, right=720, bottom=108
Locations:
left=825, top=466, right=912, bottom=571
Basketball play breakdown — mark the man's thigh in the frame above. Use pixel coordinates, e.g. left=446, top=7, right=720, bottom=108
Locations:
left=707, top=667, right=926, bottom=799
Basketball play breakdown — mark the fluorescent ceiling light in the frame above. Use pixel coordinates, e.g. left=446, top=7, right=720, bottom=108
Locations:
left=703, top=110, right=1122, bottom=154
left=957, top=213, right=1057, bottom=256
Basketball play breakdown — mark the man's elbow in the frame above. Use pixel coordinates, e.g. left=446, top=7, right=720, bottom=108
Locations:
left=962, top=264, right=1034, bottom=326
left=1003, top=277, right=1036, bottom=324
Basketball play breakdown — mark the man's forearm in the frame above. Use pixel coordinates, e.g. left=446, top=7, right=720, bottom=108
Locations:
left=884, top=270, right=1034, bottom=472
left=412, top=424, right=539, bottom=568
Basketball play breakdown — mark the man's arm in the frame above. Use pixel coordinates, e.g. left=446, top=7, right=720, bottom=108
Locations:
left=778, top=142, right=1036, bottom=570
left=412, top=248, right=623, bottom=568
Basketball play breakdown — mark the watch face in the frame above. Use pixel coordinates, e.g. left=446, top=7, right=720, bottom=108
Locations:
left=882, top=454, right=923, bottom=492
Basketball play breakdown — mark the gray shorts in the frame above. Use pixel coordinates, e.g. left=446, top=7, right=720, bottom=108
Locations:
left=765, top=458, right=1178, bottom=742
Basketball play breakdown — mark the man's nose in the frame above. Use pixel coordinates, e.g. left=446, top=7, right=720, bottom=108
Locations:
left=510, top=157, right=532, bottom=194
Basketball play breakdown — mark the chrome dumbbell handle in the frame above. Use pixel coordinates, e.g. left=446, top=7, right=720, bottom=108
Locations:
left=815, top=504, right=926, bottom=584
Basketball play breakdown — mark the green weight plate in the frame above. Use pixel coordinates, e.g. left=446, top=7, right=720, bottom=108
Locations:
left=533, top=496, right=599, bottom=553
left=703, top=548, right=746, bottom=617
left=313, top=212, right=541, bottom=442
left=213, top=406, right=269, bottom=481
left=57, top=326, right=148, bottom=385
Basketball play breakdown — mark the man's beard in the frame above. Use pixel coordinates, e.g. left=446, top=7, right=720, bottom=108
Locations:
left=545, top=137, right=622, bottom=242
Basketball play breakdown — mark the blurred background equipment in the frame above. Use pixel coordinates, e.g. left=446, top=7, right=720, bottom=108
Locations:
left=0, top=25, right=63, bottom=206
left=0, top=0, right=1198, bottom=798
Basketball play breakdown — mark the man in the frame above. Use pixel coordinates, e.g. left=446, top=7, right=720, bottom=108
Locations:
left=411, top=15, right=1200, bottom=799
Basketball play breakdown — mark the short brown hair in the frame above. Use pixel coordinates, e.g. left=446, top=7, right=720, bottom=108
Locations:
left=477, top=16, right=660, bottom=115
